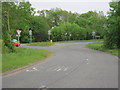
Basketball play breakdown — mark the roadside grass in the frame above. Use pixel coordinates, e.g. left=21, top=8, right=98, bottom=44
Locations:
left=2, top=47, right=53, bottom=72
left=56, top=39, right=103, bottom=43
left=27, top=42, right=54, bottom=46
left=86, top=43, right=119, bottom=56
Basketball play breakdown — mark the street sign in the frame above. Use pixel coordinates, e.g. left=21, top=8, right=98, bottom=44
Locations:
left=16, top=30, right=21, bottom=35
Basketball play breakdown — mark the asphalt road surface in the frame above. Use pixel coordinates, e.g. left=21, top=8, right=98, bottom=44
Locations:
left=2, top=42, right=118, bottom=88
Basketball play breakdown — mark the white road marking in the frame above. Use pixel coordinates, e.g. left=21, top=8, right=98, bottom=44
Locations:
left=63, top=67, right=69, bottom=71
left=47, top=66, right=58, bottom=71
left=26, top=67, right=38, bottom=72
left=33, top=67, right=37, bottom=70
left=46, top=66, right=69, bottom=72
left=26, top=70, right=29, bottom=72
left=53, top=66, right=61, bottom=71
left=57, top=68, right=61, bottom=71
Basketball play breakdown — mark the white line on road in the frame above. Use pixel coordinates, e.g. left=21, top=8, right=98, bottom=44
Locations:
left=57, top=68, right=61, bottom=71
left=63, top=67, right=69, bottom=71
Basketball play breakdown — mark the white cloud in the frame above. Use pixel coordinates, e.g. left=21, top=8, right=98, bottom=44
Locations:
left=29, top=0, right=112, bottom=2
left=30, top=2, right=110, bottom=15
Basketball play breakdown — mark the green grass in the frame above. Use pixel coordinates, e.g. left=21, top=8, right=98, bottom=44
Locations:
left=86, top=43, right=119, bottom=56
left=2, top=47, right=53, bottom=72
left=56, top=39, right=103, bottom=43
left=27, top=42, right=54, bottom=46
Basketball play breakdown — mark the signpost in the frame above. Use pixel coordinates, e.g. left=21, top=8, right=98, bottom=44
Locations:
left=48, top=30, right=51, bottom=41
left=92, top=31, right=96, bottom=40
left=16, top=30, right=21, bottom=43
left=29, top=30, right=32, bottom=43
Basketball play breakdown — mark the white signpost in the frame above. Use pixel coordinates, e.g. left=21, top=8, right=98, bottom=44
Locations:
left=48, top=30, right=51, bottom=40
left=29, top=30, right=32, bottom=43
left=16, top=30, right=21, bottom=43
left=92, top=31, right=96, bottom=40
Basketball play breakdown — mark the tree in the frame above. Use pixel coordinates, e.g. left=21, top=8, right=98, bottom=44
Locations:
left=104, top=1, right=120, bottom=49
left=75, top=11, right=107, bottom=39
left=2, top=2, right=16, bottom=52
left=51, top=23, right=84, bottom=41
left=30, top=16, right=50, bottom=42
left=38, top=8, right=79, bottom=28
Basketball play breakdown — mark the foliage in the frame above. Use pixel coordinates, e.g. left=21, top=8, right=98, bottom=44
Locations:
left=104, top=1, right=120, bottom=49
left=75, top=11, right=107, bottom=39
left=37, top=8, right=79, bottom=28
left=30, top=16, right=50, bottom=42
left=51, top=23, right=84, bottom=41
left=2, top=1, right=109, bottom=52
left=2, top=1, right=50, bottom=52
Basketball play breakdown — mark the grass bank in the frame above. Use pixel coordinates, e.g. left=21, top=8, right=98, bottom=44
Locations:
left=2, top=47, right=53, bottom=72
left=56, top=39, right=103, bottom=43
left=27, top=42, right=54, bottom=46
left=86, top=43, right=119, bottom=56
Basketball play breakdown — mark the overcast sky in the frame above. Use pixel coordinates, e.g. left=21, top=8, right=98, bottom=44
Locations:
left=28, top=0, right=112, bottom=15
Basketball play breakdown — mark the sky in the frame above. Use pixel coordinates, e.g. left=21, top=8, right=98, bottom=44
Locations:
left=28, top=0, right=112, bottom=15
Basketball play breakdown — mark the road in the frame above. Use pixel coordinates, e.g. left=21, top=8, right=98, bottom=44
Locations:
left=2, top=42, right=118, bottom=88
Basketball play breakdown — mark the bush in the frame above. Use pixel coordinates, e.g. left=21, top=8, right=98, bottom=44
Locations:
left=2, top=40, right=15, bottom=54
left=51, top=23, right=85, bottom=41
left=104, top=1, right=120, bottom=49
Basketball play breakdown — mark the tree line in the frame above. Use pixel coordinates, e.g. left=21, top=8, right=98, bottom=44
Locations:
left=2, top=1, right=120, bottom=52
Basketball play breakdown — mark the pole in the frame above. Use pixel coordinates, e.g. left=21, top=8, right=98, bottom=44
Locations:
left=29, top=30, right=32, bottom=43
left=48, top=35, right=50, bottom=41
left=18, top=35, right=20, bottom=43
left=30, top=35, right=32, bottom=43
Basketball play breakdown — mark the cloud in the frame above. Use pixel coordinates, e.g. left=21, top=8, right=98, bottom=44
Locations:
left=30, top=2, right=110, bottom=15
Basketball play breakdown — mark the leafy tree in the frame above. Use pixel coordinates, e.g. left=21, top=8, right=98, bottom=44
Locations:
left=104, top=1, right=120, bottom=49
left=51, top=23, right=85, bottom=41
left=2, top=2, right=16, bottom=52
left=30, top=16, right=50, bottom=42
left=75, top=11, right=107, bottom=39
left=38, top=8, right=79, bottom=28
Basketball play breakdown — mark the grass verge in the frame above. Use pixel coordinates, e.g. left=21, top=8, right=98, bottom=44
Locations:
left=2, top=47, right=53, bottom=72
left=86, top=43, right=119, bottom=56
left=27, top=42, right=54, bottom=46
left=56, top=39, right=103, bottom=43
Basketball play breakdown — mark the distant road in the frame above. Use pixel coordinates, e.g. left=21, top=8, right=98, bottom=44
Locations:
left=2, top=42, right=118, bottom=88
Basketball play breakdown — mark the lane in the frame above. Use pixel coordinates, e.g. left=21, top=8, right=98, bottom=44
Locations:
left=2, top=42, right=118, bottom=88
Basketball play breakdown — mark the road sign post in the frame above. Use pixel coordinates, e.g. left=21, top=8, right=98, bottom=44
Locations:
left=16, top=30, right=21, bottom=43
left=48, top=30, right=51, bottom=41
left=29, top=30, right=32, bottom=43
left=92, top=31, right=96, bottom=40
